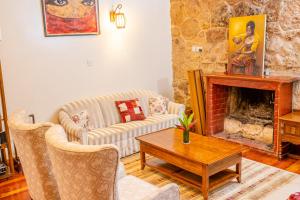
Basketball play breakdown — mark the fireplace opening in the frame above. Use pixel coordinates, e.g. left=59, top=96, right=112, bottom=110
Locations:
left=214, top=87, right=275, bottom=152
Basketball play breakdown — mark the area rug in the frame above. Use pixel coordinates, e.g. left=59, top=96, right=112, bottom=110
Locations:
left=122, top=154, right=300, bottom=200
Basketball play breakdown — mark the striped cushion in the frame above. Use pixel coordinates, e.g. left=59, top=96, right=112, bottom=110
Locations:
left=87, top=114, right=178, bottom=157
left=126, top=89, right=158, bottom=98
left=97, top=93, right=131, bottom=127
left=97, top=90, right=160, bottom=127
left=61, top=98, right=105, bottom=129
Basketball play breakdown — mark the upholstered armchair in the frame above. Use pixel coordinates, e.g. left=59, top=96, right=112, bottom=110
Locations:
left=45, top=125, right=180, bottom=200
left=8, top=111, right=60, bottom=200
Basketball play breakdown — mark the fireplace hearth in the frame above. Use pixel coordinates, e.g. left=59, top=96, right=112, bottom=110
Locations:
left=206, top=73, right=298, bottom=157
left=217, top=87, right=275, bottom=152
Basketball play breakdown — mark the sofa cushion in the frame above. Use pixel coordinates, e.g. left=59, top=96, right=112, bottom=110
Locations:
left=149, top=96, right=169, bottom=115
left=71, top=110, right=91, bottom=130
left=87, top=114, right=179, bottom=157
left=115, top=99, right=146, bottom=123
left=88, top=114, right=178, bottom=143
left=97, top=93, right=132, bottom=127
left=136, top=96, right=149, bottom=117
left=111, top=114, right=178, bottom=136
left=61, top=98, right=105, bottom=129
left=98, top=92, right=150, bottom=126
left=127, top=89, right=158, bottom=99
left=118, top=175, right=158, bottom=200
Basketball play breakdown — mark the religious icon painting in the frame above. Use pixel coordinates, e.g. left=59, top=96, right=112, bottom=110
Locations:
left=228, top=15, right=266, bottom=76
left=41, top=0, right=100, bottom=36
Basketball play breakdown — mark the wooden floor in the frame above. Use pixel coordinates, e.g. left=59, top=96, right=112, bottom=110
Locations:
left=1, top=150, right=300, bottom=200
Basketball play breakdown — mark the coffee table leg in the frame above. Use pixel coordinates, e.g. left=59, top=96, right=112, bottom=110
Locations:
left=140, top=150, right=145, bottom=170
left=236, top=161, right=242, bottom=183
left=202, top=166, right=209, bottom=200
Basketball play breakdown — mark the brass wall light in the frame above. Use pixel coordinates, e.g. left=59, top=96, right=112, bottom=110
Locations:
left=110, top=4, right=126, bottom=29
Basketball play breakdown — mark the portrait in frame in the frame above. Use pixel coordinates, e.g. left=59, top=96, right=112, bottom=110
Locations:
left=228, top=15, right=266, bottom=76
left=41, top=0, right=100, bottom=36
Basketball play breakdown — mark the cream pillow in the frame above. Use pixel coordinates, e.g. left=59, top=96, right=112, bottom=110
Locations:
left=148, top=96, right=169, bottom=115
left=71, top=110, right=93, bottom=130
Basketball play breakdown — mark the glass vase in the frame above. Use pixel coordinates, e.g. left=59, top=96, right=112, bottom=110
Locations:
left=183, top=130, right=190, bottom=144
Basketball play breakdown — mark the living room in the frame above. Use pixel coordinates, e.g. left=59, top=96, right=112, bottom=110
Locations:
left=0, top=0, right=300, bottom=200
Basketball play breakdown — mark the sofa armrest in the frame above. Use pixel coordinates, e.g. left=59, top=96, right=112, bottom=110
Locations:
left=58, top=111, right=88, bottom=144
left=168, top=101, right=185, bottom=117
left=143, top=183, right=180, bottom=200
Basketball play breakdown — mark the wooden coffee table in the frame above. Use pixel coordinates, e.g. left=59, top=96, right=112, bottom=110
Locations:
left=136, top=128, right=244, bottom=200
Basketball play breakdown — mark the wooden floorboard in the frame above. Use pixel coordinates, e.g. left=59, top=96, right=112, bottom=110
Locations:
left=0, top=150, right=299, bottom=200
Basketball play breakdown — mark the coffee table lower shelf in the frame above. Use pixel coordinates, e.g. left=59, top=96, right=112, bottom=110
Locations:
left=145, top=158, right=239, bottom=192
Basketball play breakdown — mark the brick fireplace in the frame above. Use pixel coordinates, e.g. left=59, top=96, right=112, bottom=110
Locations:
left=206, top=73, right=298, bottom=157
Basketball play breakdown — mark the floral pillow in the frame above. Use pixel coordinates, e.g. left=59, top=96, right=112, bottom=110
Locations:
left=71, top=110, right=92, bottom=130
left=148, top=96, right=168, bottom=115
left=115, top=99, right=146, bottom=123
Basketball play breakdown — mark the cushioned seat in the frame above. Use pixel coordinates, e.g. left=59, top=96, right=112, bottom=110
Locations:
left=8, top=111, right=60, bottom=200
left=88, top=114, right=178, bottom=157
left=59, top=90, right=185, bottom=157
left=46, top=125, right=180, bottom=200
left=118, top=175, right=159, bottom=200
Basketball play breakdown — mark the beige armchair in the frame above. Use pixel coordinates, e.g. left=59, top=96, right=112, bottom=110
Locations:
left=8, top=111, right=60, bottom=200
left=46, top=125, right=180, bottom=200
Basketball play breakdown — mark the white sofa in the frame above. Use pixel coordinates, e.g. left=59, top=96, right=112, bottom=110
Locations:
left=58, top=90, right=185, bottom=157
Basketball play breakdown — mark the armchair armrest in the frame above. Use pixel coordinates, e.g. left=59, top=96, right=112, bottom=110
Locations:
left=168, top=101, right=185, bottom=118
left=144, top=183, right=180, bottom=200
left=58, top=111, right=88, bottom=144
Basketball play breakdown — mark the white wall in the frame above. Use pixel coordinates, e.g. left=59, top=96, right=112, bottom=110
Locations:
left=0, top=0, right=173, bottom=121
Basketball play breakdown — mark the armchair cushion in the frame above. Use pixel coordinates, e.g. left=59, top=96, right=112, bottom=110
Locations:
left=118, top=176, right=180, bottom=200
left=143, top=183, right=180, bottom=200
left=117, top=162, right=126, bottom=180
left=118, top=175, right=158, bottom=200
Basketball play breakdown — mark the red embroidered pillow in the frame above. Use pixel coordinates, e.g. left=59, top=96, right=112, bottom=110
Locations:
left=289, top=192, right=300, bottom=200
left=115, top=99, right=146, bottom=123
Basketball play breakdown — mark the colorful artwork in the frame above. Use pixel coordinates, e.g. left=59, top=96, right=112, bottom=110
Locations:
left=42, top=0, right=100, bottom=36
left=228, top=15, right=266, bottom=76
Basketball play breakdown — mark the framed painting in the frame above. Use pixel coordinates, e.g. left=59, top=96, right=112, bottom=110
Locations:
left=41, top=0, right=100, bottom=36
left=228, top=15, right=266, bottom=76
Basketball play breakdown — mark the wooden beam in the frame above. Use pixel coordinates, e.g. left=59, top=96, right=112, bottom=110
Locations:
left=188, top=70, right=206, bottom=135
left=0, top=62, right=14, bottom=174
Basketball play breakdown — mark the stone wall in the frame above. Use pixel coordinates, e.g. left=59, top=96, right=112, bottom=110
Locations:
left=171, top=0, right=300, bottom=109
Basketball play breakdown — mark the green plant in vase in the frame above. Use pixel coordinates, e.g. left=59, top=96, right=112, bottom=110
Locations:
left=177, top=113, right=196, bottom=144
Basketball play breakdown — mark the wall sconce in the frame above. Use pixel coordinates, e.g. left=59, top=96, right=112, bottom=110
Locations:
left=110, top=4, right=126, bottom=29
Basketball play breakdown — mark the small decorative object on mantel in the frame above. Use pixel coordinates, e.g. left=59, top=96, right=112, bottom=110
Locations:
left=41, top=0, right=100, bottom=36
left=228, top=15, right=266, bottom=76
left=177, top=113, right=196, bottom=144
left=264, top=67, right=270, bottom=76
left=0, top=163, right=6, bottom=176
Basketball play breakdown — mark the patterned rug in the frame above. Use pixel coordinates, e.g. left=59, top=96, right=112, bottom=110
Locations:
left=122, top=154, right=300, bottom=200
